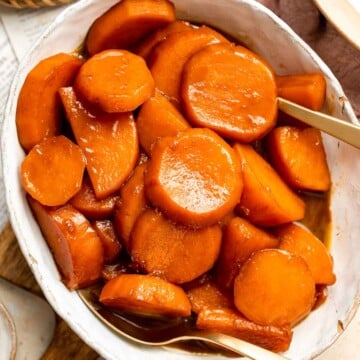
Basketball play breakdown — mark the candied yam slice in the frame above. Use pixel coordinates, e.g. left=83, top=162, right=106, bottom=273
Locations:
left=70, top=175, right=119, bottom=220
left=215, top=217, right=279, bottom=289
left=234, top=249, right=316, bottom=327
left=28, top=197, right=104, bottom=290
left=136, top=90, right=190, bottom=155
left=86, top=0, right=176, bottom=56
left=21, top=135, right=86, bottom=206
left=130, top=209, right=222, bottom=284
left=16, top=53, right=83, bottom=152
left=148, top=26, right=229, bottom=107
left=74, top=50, right=154, bottom=113
left=136, top=20, right=193, bottom=60
left=99, top=274, right=191, bottom=317
left=113, top=163, right=148, bottom=250
left=266, top=126, right=331, bottom=191
left=274, top=223, right=336, bottom=285
left=59, top=87, right=139, bottom=199
left=197, top=308, right=292, bottom=353
left=181, top=43, right=277, bottom=142
left=233, top=143, right=305, bottom=226
left=145, top=128, right=243, bottom=227
left=276, top=73, right=326, bottom=111
left=93, top=219, right=122, bottom=264
left=186, top=281, right=233, bottom=314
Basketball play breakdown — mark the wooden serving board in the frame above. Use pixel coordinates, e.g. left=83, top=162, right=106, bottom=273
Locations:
left=0, top=221, right=99, bottom=359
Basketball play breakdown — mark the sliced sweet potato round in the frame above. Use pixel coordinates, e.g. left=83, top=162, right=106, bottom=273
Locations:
left=145, top=128, right=243, bottom=227
left=99, top=274, right=191, bottom=317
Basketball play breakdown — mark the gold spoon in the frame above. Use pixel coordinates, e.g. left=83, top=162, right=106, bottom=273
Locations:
left=278, top=97, right=360, bottom=149
left=78, top=286, right=289, bottom=360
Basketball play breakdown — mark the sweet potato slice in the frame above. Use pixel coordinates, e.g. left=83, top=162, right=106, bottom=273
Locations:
left=186, top=281, right=233, bottom=314
left=276, top=73, right=326, bottom=111
left=74, top=50, right=154, bottom=113
left=93, top=220, right=122, bottom=264
left=70, top=176, right=119, bottom=220
left=145, top=128, right=243, bottom=226
left=59, top=87, right=139, bottom=199
left=28, top=197, right=104, bottom=290
left=113, top=163, right=148, bottom=250
left=136, top=20, right=193, bottom=60
left=136, top=90, right=190, bottom=154
left=234, top=249, right=315, bottom=327
left=196, top=308, right=292, bottom=353
left=274, top=223, right=336, bottom=285
left=21, top=135, right=86, bottom=206
left=148, top=26, right=228, bottom=107
left=233, top=143, right=305, bottom=226
left=130, top=209, right=222, bottom=284
left=181, top=43, right=277, bottom=142
left=99, top=274, right=191, bottom=317
left=215, top=217, right=279, bottom=289
left=266, top=126, right=331, bottom=191
left=86, top=0, right=176, bottom=56
left=16, top=53, right=83, bottom=152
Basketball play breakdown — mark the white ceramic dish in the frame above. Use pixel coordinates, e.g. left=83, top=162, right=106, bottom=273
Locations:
left=2, top=1, right=360, bottom=359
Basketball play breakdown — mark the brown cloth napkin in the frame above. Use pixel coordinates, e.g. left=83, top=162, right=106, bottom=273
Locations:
left=257, top=0, right=360, bottom=118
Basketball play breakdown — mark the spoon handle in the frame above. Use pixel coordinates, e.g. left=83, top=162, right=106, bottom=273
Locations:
left=199, top=332, right=289, bottom=360
left=277, top=97, right=360, bottom=149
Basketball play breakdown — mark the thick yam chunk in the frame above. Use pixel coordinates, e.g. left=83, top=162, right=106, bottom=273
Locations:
left=21, top=135, right=86, bottom=207
left=266, top=126, right=331, bottom=191
left=182, top=43, right=277, bottom=142
left=145, top=128, right=243, bottom=227
left=233, top=143, right=305, bottom=226
left=113, top=163, right=148, bottom=250
left=130, top=209, right=222, bottom=284
left=148, top=26, right=228, bottom=107
left=197, top=308, right=292, bottom=353
left=28, top=197, right=104, bottom=290
left=234, top=249, right=315, bottom=327
left=99, top=274, right=191, bottom=317
left=93, top=220, right=122, bottom=264
left=136, top=90, right=190, bottom=155
left=276, top=73, right=326, bottom=111
left=215, top=217, right=279, bottom=289
left=86, top=0, right=176, bottom=56
left=70, top=176, right=119, bottom=220
left=59, top=87, right=139, bottom=199
left=16, top=53, right=83, bottom=152
left=274, top=223, right=336, bottom=285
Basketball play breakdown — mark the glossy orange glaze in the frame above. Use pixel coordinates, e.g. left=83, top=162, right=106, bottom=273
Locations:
left=93, top=219, right=122, bottom=264
left=28, top=198, right=104, bottom=290
left=74, top=49, right=154, bottom=113
left=21, top=135, right=86, bottom=207
left=233, top=143, right=305, bottom=226
left=148, top=26, right=229, bottom=107
left=234, top=249, right=316, bottom=327
left=266, top=126, right=331, bottom=191
left=113, top=162, right=148, bottom=250
left=70, top=176, right=119, bottom=219
left=181, top=43, right=277, bottom=142
left=99, top=274, right=191, bottom=317
left=145, top=128, right=243, bottom=226
left=16, top=53, right=83, bottom=152
left=86, top=0, right=176, bottom=56
left=130, top=209, right=222, bottom=284
left=59, top=87, right=139, bottom=199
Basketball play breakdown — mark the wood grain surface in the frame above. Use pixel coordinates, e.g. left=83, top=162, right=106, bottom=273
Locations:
left=0, top=221, right=99, bottom=359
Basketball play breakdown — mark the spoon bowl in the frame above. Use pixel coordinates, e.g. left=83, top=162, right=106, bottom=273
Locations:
left=78, top=286, right=288, bottom=360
